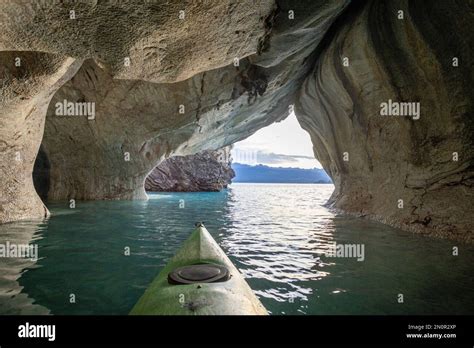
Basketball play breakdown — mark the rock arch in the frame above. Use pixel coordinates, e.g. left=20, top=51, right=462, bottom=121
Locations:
left=0, top=0, right=472, bottom=242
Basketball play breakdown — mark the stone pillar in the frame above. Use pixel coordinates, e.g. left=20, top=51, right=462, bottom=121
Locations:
left=0, top=52, right=82, bottom=223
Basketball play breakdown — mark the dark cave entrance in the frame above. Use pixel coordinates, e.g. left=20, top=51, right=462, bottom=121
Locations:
left=33, top=145, right=51, bottom=202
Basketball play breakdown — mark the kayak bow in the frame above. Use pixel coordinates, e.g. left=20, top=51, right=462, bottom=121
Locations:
left=130, top=223, right=267, bottom=315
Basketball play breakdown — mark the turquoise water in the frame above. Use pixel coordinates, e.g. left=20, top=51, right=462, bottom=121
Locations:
left=0, top=183, right=473, bottom=315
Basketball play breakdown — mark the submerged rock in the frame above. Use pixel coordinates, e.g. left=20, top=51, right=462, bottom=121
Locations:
left=145, top=147, right=234, bottom=192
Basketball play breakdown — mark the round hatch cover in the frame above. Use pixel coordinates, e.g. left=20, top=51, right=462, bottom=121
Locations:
left=168, top=263, right=230, bottom=284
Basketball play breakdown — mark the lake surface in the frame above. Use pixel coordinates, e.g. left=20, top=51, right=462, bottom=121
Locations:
left=0, top=183, right=473, bottom=315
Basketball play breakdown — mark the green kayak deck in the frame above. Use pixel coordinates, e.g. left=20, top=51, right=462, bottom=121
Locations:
left=130, top=224, right=268, bottom=315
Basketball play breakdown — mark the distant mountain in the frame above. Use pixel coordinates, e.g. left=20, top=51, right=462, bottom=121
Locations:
left=231, top=163, right=332, bottom=184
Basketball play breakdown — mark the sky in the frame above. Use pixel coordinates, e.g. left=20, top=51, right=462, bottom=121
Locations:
left=231, top=112, right=322, bottom=169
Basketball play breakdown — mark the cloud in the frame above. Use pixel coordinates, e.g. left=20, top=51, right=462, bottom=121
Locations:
left=232, top=148, right=316, bottom=166
left=255, top=151, right=314, bottom=164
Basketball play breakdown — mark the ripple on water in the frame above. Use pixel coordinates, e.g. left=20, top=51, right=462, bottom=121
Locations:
left=0, top=184, right=473, bottom=315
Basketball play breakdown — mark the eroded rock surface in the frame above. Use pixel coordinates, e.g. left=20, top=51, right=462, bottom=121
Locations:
left=37, top=1, right=347, bottom=201
left=1, top=0, right=473, bottom=243
left=295, top=0, right=474, bottom=242
left=0, top=0, right=275, bottom=83
left=1, top=0, right=347, bottom=213
left=145, top=147, right=234, bottom=192
left=0, top=52, right=82, bottom=223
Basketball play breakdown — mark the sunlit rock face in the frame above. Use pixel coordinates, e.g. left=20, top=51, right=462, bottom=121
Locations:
left=295, top=0, right=474, bottom=242
left=145, top=147, right=234, bottom=192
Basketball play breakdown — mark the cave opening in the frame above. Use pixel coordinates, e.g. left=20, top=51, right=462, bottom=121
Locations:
left=230, top=112, right=333, bottom=187
left=32, top=145, right=51, bottom=203
left=143, top=112, right=333, bottom=193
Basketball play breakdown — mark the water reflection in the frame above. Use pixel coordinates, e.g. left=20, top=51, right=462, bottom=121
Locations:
left=2, top=184, right=473, bottom=315
left=0, top=220, right=49, bottom=314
